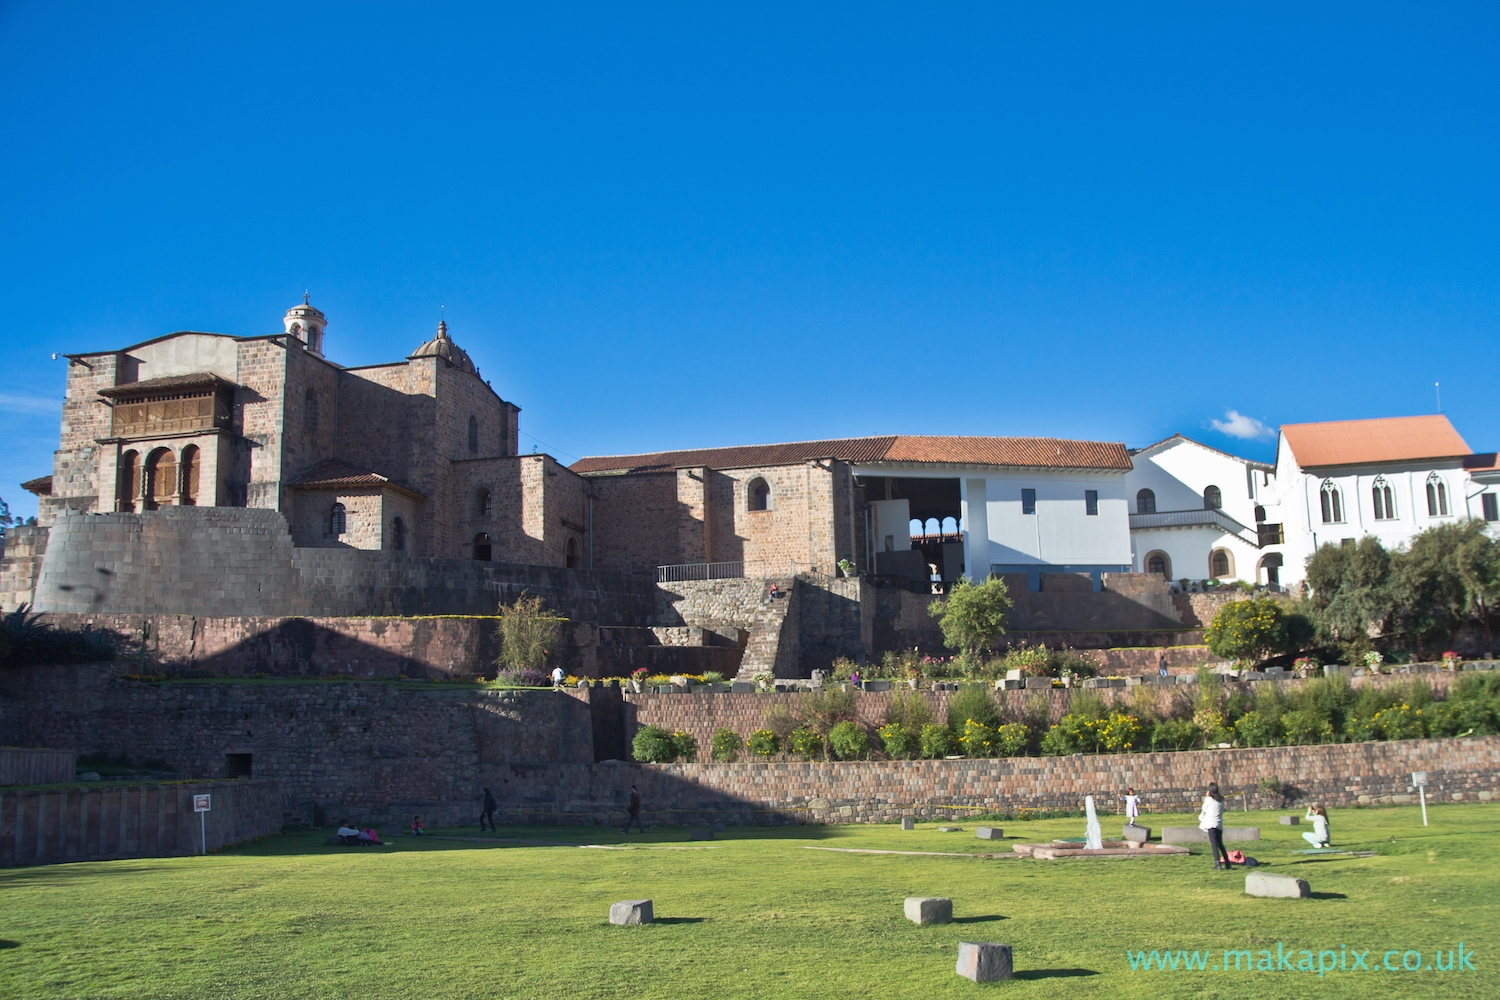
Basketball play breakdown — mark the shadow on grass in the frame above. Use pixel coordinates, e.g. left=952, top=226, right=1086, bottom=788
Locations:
left=952, top=915, right=1007, bottom=924
left=0, top=863, right=175, bottom=884
left=1309, top=891, right=1348, bottom=900
left=653, top=917, right=707, bottom=925
left=1014, top=968, right=1099, bottom=980
left=0, top=940, right=18, bottom=949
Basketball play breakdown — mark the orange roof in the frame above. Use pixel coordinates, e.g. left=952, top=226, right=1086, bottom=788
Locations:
left=570, top=435, right=1132, bottom=475
left=286, top=460, right=425, bottom=498
left=1281, top=415, right=1471, bottom=468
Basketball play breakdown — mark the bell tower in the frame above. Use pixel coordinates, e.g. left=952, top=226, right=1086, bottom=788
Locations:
left=283, top=293, right=328, bottom=357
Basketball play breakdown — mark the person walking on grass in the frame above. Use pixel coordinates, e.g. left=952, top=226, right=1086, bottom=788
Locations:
left=622, top=784, right=645, bottom=834
left=480, top=787, right=497, bottom=832
left=1121, top=787, right=1141, bottom=824
left=1199, top=782, right=1232, bottom=870
left=1302, top=804, right=1331, bottom=848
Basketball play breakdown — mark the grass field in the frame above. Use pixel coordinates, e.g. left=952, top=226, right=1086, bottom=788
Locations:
left=1, top=804, right=1495, bottom=999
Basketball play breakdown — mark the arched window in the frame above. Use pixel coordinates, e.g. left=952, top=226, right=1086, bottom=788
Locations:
left=565, top=536, right=578, bottom=569
left=1203, top=485, right=1222, bottom=510
left=117, top=450, right=140, bottom=512
left=747, top=478, right=770, bottom=511
left=1372, top=476, right=1396, bottom=520
left=1320, top=480, right=1343, bottom=524
left=144, top=448, right=176, bottom=509
left=1145, top=550, right=1171, bottom=579
left=472, top=532, right=492, bottom=561
left=476, top=487, right=493, bottom=517
left=1426, top=473, right=1450, bottom=516
left=290, top=322, right=302, bottom=338
left=468, top=415, right=479, bottom=453
left=304, top=388, right=319, bottom=433
left=180, top=445, right=199, bottom=506
left=330, top=503, right=346, bottom=537
left=392, top=516, right=406, bottom=552
left=1210, top=548, right=1233, bottom=579
left=1136, top=489, right=1156, bottom=514
left=1253, top=505, right=1266, bottom=523
left=941, top=516, right=959, bottom=536
left=924, top=517, right=941, bottom=538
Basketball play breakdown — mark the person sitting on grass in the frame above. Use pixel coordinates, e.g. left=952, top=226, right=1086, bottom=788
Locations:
left=335, top=820, right=380, bottom=846
left=410, top=815, right=424, bottom=836
left=1302, top=804, right=1331, bottom=848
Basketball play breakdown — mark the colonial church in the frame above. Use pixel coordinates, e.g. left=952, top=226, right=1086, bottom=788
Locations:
left=27, top=299, right=591, bottom=568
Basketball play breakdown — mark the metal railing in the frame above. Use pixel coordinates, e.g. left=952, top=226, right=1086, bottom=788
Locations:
left=1128, top=508, right=1263, bottom=547
left=655, top=559, right=800, bottom=582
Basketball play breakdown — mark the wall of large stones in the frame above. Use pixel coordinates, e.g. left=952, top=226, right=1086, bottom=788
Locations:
left=0, top=665, right=596, bottom=827
left=237, top=339, right=292, bottom=510
left=278, top=344, right=340, bottom=492
left=588, top=472, right=679, bottom=576
left=480, top=736, right=1500, bottom=826
left=41, top=352, right=120, bottom=524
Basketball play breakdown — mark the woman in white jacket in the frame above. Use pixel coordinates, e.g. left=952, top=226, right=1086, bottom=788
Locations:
left=1302, top=805, right=1331, bottom=848
left=1198, top=783, right=1232, bottom=870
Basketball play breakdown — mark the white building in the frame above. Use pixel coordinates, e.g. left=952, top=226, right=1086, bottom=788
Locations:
left=1127, top=415, right=1500, bottom=590
left=1125, top=435, right=1284, bottom=586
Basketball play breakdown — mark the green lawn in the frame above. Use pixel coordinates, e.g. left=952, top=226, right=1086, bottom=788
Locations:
left=1, top=804, right=1495, bottom=999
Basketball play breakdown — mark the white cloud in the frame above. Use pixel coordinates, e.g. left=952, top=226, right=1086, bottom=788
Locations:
left=0, top=393, right=62, bottom=415
left=1210, top=409, right=1275, bottom=441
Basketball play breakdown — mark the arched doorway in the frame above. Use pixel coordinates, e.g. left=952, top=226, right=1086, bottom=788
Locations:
left=1258, top=552, right=1283, bottom=588
left=117, top=450, right=140, bottom=512
left=565, top=536, right=578, bottom=569
left=472, top=533, right=492, bottom=561
left=144, top=448, right=176, bottom=509
left=179, top=445, right=200, bottom=505
left=392, top=516, right=406, bottom=552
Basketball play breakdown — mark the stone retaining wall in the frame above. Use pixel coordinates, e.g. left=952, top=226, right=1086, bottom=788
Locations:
left=484, top=736, right=1500, bottom=826
left=0, top=778, right=282, bottom=867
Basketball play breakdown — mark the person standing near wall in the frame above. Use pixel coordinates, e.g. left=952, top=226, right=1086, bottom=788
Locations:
left=622, top=784, right=645, bottom=834
left=480, top=787, right=497, bottom=832
left=1199, top=782, right=1231, bottom=870
left=1121, top=787, right=1141, bottom=824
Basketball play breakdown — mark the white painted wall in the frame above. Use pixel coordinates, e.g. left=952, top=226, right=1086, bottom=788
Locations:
left=869, top=499, right=911, bottom=552
left=128, top=334, right=241, bottom=383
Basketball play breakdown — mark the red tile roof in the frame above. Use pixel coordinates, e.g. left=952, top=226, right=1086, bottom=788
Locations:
left=1281, top=415, right=1471, bottom=468
left=570, top=435, right=1132, bottom=474
left=286, top=460, right=425, bottom=498
left=97, top=373, right=235, bottom=398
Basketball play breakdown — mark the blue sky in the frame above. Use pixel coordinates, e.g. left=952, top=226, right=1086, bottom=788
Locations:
left=3, top=3, right=1499, bottom=520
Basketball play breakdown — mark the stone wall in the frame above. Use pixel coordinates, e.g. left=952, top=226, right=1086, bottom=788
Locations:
left=0, top=748, right=76, bottom=785
left=1173, top=590, right=1249, bottom=628
left=481, top=736, right=1500, bottom=826
left=1, top=778, right=282, bottom=867
left=30, top=507, right=655, bottom=622
left=0, top=524, right=47, bottom=610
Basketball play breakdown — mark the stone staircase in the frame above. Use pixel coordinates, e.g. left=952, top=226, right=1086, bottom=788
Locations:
left=734, top=577, right=798, bottom=681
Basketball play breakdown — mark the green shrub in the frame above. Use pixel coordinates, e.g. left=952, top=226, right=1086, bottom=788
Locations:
left=946, top=683, right=999, bottom=730
left=993, top=722, right=1030, bottom=757
left=746, top=728, right=780, bottom=757
left=1204, top=596, right=1310, bottom=663
left=1150, top=718, right=1201, bottom=751
left=788, top=726, right=824, bottom=759
left=928, top=576, right=1013, bottom=655
left=799, top=687, right=857, bottom=733
left=702, top=671, right=725, bottom=684
left=1235, top=710, right=1281, bottom=747
left=710, top=728, right=743, bottom=762
left=919, top=722, right=953, bottom=759
left=1282, top=707, right=1335, bottom=744
left=877, top=722, right=918, bottom=759
left=1372, top=703, right=1425, bottom=740
left=1424, top=697, right=1496, bottom=737
left=884, top=688, right=932, bottom=730
left=828, top=721, right=869, bottom=760
left=1039, top=721, right=1078, bottom=756
left=493, top=592, right=563, bottom=673
left=632, top=725, right=677, bottom=763
left=0, top=605, right=118, bottom=668
left=1097, top=712, right=1143, bottom=752
left=959, top=719, right=996, bottom=757
left=670, top=730, right=699, bottom=762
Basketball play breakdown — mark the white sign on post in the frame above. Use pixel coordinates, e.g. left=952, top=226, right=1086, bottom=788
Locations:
left=194, top=794, right=211, bottom=854
left=1411, top=772, right=1429, bottom=827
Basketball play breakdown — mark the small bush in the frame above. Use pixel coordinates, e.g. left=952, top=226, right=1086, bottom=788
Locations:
left=1372, top=703, right=1425, bottom=741
left=884, top=688, right=932, bottom=729
left=671, top=729, right=699, bottom=762
left=959, top=719, right=995, bottom=757
left=763, top=704, right=799, bottom=742
left=710, top=728, right=742, bottom=762
left=702, top=671, right=725, bottom=684
left=496, top=667, right=549, bottom=687
left=632, top=725, right=677, bottom=763
left=946, top=683, right=999, bottom=731
left=1097, top=712, right=1143, bottom=753
left=828, top=721, right=869, bottom=760
left=877, top=722, right=918, bottom=759
left=1039, top=720, right=1079, bottom=756
left=993, top=722, right=1030, bottom=757
left=788, top=726, right=824, bottom=759
left=1151, top=718, right=1200, bottom=751
left=1235, top=710, right=1280, bottom=747
left=799, top=687, right=857, bottom=732
left=919, top=722, right=953, bottom=759
left=746, top=729, right=780, bottom=757
left=493, top=592, right=563, bottom=673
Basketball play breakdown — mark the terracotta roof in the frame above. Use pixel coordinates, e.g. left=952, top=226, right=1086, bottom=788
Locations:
left=21, top=475, right=52, bottom=496
left=570, top=435, right=1132, bottom=475
left=97, top=373, right=235, bottom=399
left=1281, top=415, right=1472, bottom=468
left=286, top=460, right=425, bottom=499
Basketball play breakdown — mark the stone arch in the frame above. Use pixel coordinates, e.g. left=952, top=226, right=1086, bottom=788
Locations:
left=472, top=532, right=492, bottom=561
left=144, top=447, right=176, bottom=509
left=565, top=536, right=578, bottom=569
left=330, top=503, right=347, bottom=537
left=747, top=477, right=770, bottom=512
left=179, top=445, right=200, bottom=506
left=1210, top=547, right=1234, bottom=579
left=1258, top=552, right=1283, bottom=587
left=117, top=450, right=140, bottom=512
left=392, top=516, right=406, bottom=552
left=1143, top=549, right=1171, bottom=579
left=476, top=487, right=493, bottom=517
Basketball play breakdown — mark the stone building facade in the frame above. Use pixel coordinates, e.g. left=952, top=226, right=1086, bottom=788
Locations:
left=22, top=299, right=587, bottom=567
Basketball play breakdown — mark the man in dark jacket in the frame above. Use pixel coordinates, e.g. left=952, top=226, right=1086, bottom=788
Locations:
left=480, top=787, right=497, bottom=832
left=622, top=784, right=645, bottom=834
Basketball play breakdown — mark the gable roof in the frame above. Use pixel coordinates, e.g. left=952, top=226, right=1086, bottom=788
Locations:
left=1280, top=415, right=1471, bottom=468
left=570, top=435, right=1132, bottom=475
left=97, top=372, right=237, bottom=399
left=1130, top=433, right=1274, bottom=471
left=286, top=459, right=425, bottom=499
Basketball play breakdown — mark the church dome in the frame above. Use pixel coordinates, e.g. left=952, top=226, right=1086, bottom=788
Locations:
left=409, top=319, right=477, bottom=375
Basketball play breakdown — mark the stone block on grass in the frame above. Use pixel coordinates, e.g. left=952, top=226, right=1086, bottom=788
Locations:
left=901, top=817, right=915, bottom=831
left=689, top=829, right=713, bottom=841
left=609, top=900, right=654, bottom=925
left=975, top=826, right=1003, bottom=840
left=1122, top=824, right=1150, bottom=842
left=1161, top=826, right=1207, bottom=844
left=1224, top=827, right=1260, bottom=842
left=1245, top=872, right=1310, bottom=898
left=1279, top=815, right=1300, bottom=825
left=938, top=826, right=962, bottom=832
left=905, top=897, right=953, bottom=925
left=955, top=942, right=1013, bottom=982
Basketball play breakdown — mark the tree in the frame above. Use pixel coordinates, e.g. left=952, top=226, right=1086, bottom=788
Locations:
left=1204, top=597, right=1308, bottom=663
left=493, top=592, right=564, bottom=672
left=928, top=576, right=1013, bottom=656
left=1393, top=521, right=1500, bottom=655
left=1304, top=537, right=1396, bottom=658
